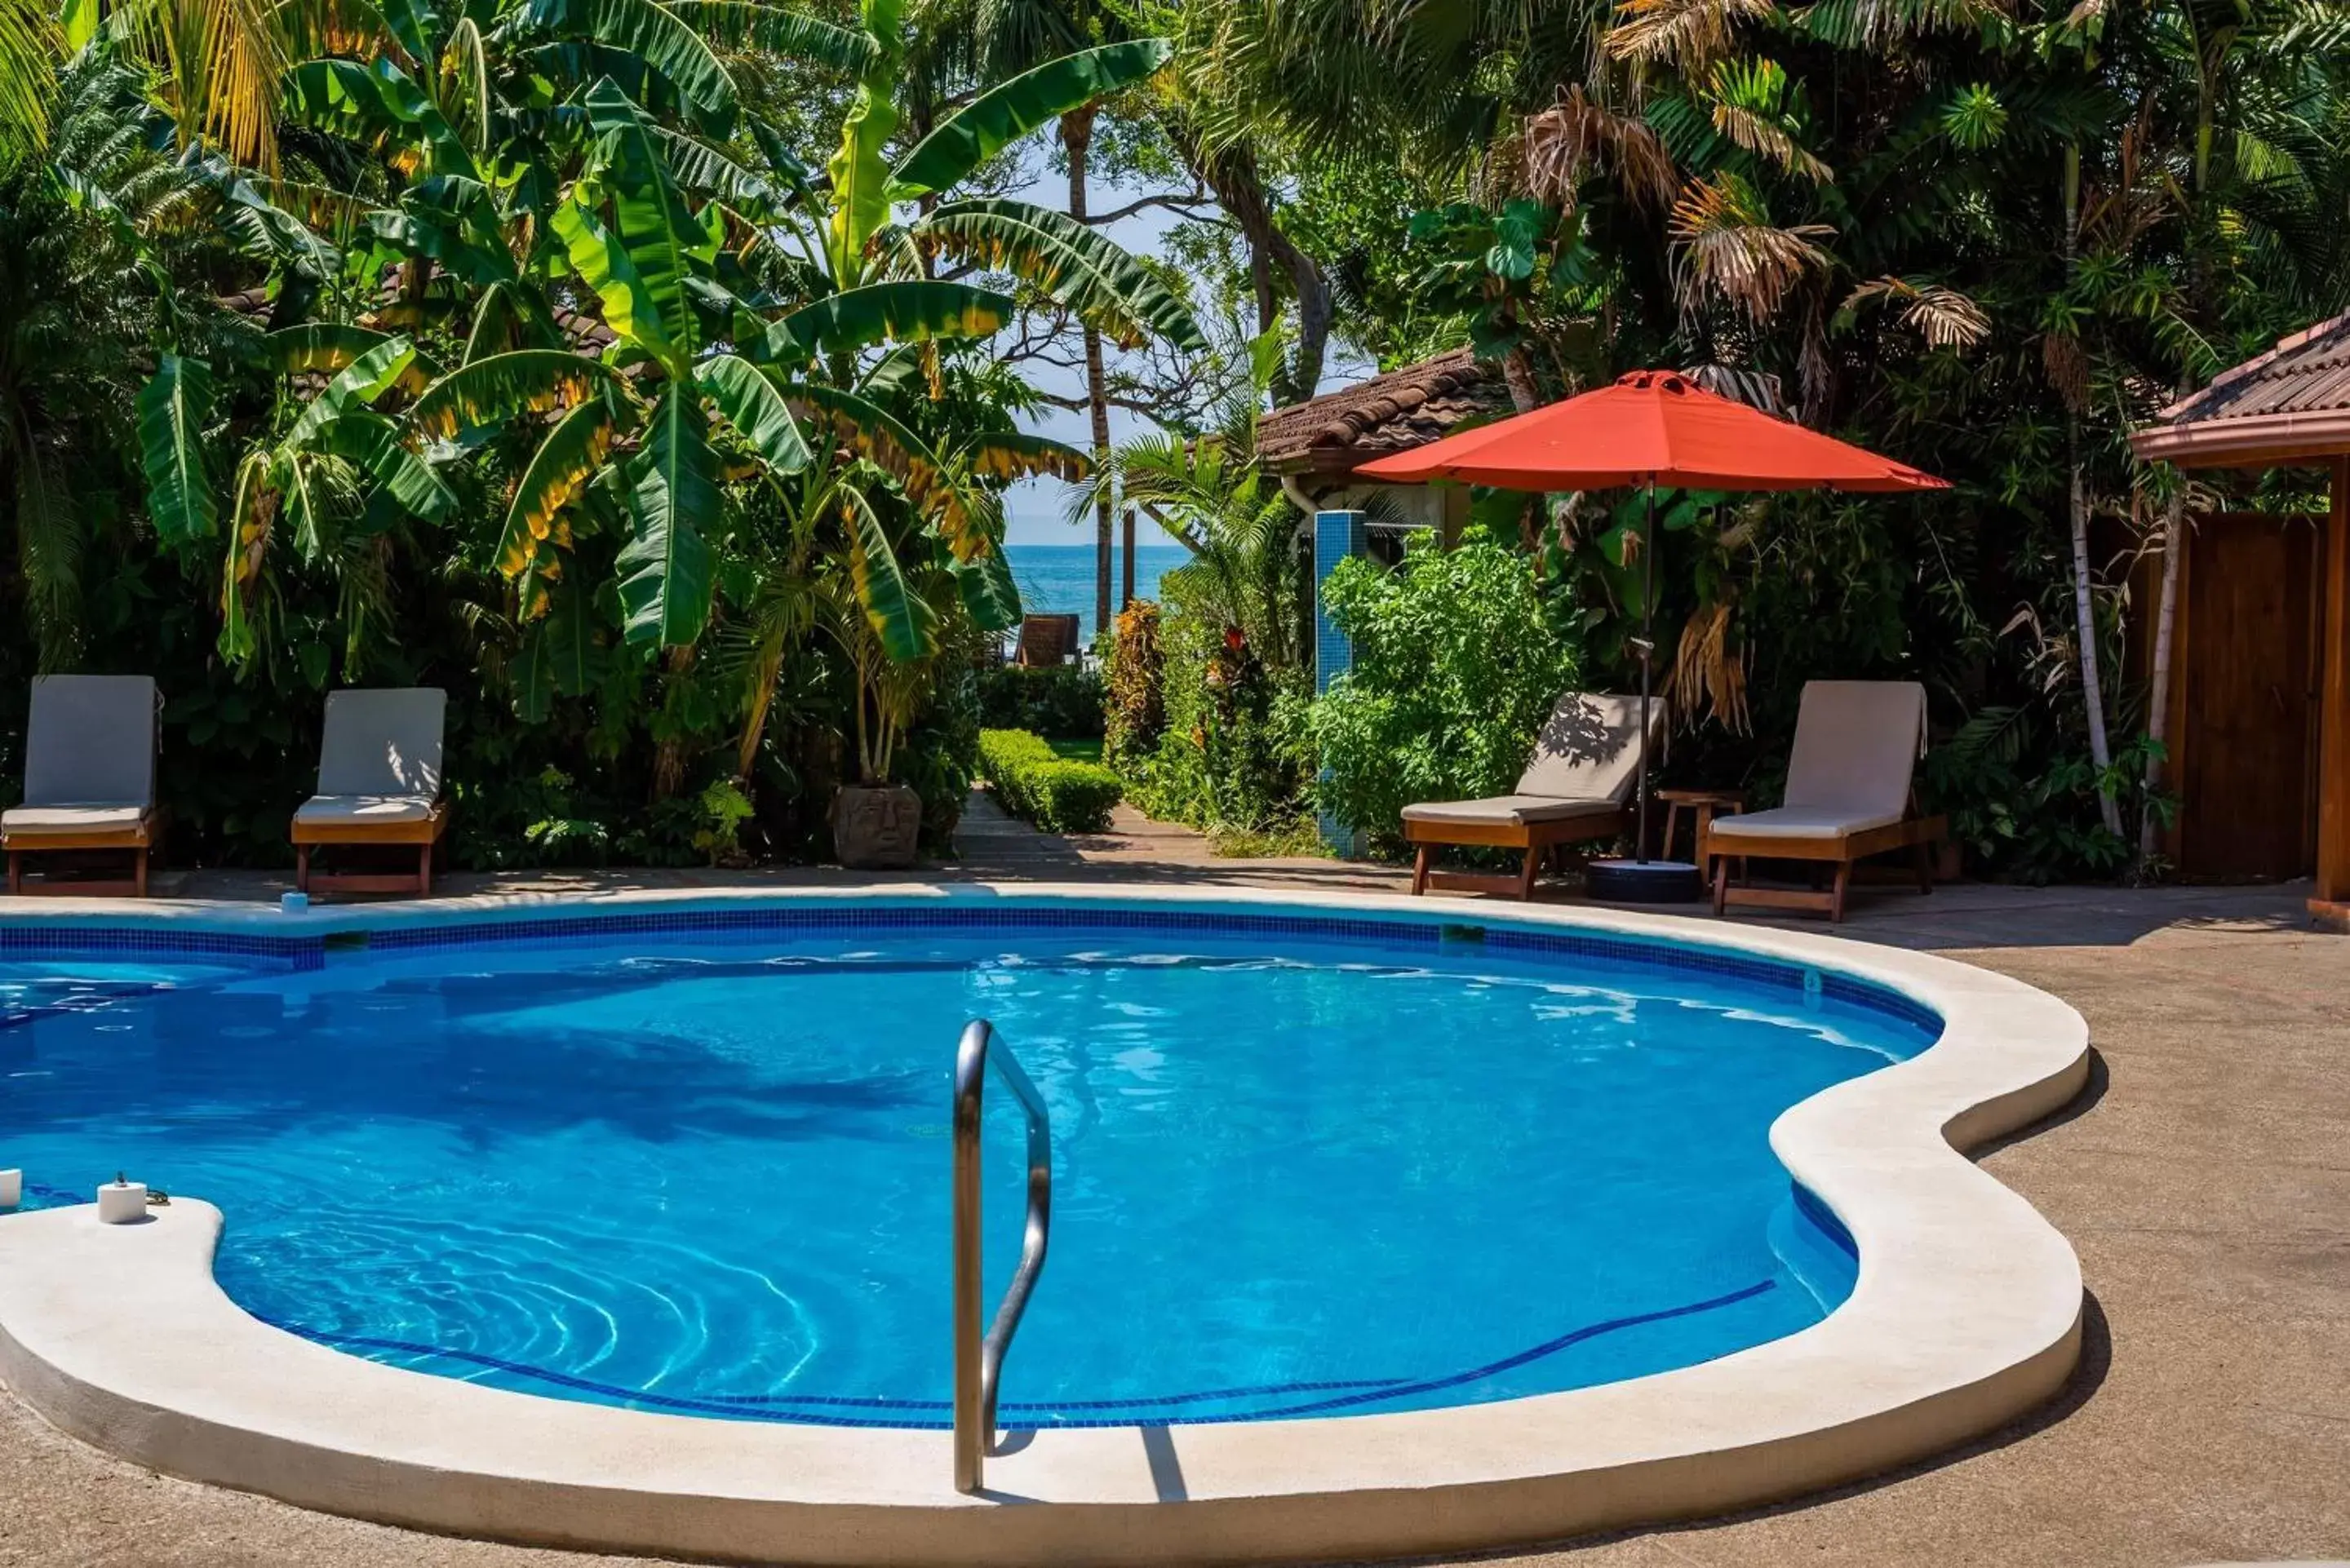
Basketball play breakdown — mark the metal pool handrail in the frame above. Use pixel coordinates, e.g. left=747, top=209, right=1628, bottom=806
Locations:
left=951, top=1018, right=1052, bottom=1494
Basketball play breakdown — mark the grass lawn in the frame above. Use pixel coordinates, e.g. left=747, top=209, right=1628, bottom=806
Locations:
left=1046, top=737, right=1104, bottom=764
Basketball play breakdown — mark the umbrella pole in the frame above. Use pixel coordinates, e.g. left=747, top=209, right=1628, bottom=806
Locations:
left=1637, top=481, right=1655, bottom=865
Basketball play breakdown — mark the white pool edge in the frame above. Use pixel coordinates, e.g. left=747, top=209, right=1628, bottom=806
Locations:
left=0, top=884, right=2089, bottom=1566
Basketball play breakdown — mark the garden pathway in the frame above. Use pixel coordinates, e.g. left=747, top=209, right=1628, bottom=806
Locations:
left=0, top=851, right=2344, bottom=1567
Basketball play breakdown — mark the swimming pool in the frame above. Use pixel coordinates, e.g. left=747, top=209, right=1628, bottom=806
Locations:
left=0, top=900, right=1940, bottom=1429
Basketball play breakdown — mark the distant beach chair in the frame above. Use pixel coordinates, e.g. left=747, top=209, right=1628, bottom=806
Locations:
left=1013, top=614, right=1082, bottom=668
left=2, top=675, right=164, bottom=897
left=1701, top=680, right=1944, bottom=922
left=1402, top=693, right=1654, bottom=900
left=291, top=688, right=450, bottom=897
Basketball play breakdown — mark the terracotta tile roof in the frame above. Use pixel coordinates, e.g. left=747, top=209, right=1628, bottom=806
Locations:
left=1257, top=348, right=1508, bottom=476
left=2133, top=312, right=2350, bottom=468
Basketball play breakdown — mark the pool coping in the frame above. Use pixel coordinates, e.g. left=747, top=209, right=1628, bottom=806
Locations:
left=0, top=884, right=2089, bottom=1566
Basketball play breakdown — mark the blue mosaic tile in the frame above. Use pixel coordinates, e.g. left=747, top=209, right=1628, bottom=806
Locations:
left=0, top=924, right=322, bottom=970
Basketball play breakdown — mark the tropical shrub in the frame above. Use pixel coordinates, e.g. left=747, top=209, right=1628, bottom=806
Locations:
left=1102, top=600, right=1166, bottom=768
left=975, top=664, right=1106, bottom=738
left=978, top=729, right=1122, bottom=833
left=1309, top=529, right=1581, bottom=848
left=1122, top=574, right=1312, bottom=835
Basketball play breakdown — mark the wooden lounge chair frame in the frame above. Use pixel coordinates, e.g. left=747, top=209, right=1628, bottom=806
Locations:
left=1407, top=806, right=1632, bottom=900
left=5, top=812, right=165, bottom=897
left=1701, top=792, right=1945, bottom=922
left=2, top=672, right=166, bottom=893
left=290, top=688, right=450, bottom=898
left=294, top=806, right=450, bottom=897
left=1013, top=613, right=1083, bottom=668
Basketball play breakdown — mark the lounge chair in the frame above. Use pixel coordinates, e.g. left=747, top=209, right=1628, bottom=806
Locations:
left=1, top=675, right=163, bottom=897
left=1701, top=680, right=1945, bottom=922
left=1403, top=693, right=1654, bottom=900
left=1013, top=613, right=1082, bottom=668
left=291, top=688, right=450, bottom=897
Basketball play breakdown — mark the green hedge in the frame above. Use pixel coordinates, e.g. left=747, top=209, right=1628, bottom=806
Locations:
left=975, top=664, right=1106, bottom=738
left=978, top=729, right=1124, bottom=834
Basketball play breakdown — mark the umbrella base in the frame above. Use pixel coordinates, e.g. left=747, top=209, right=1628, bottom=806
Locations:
left=1585, top=857, right=1705, bottom=905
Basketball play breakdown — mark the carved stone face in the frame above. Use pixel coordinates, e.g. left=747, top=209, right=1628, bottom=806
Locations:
left=834, top=784, right=920, bottom=869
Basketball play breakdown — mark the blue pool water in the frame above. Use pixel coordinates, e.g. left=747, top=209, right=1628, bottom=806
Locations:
left=0, top=911, right=1937, bottom=1426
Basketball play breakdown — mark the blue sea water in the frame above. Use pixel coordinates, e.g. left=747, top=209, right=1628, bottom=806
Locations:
left=0, top=917, right=1933, bottom=1427
left=1007, top=543, right=1191, bottom=648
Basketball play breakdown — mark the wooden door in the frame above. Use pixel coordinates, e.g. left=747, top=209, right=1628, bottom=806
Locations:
left=2174, top=512, right=2325, bottom=880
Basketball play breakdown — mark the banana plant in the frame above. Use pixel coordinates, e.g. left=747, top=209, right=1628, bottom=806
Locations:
left=215, top=327, right=462, bottom=666
left=215, top=0, right=1197, bottom=703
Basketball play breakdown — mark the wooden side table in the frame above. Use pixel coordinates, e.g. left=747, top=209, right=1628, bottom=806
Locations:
left=1656, top=788, right=1745, bottom=873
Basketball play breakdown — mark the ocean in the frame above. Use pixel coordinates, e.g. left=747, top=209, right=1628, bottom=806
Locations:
left=1005, top=543, right=1191, bottom=647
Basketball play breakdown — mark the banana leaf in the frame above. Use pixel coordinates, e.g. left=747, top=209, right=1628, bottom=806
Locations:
left=583, top=80, right=709, bottom=360
left=823, top=0, right=902, bottom=277
left=841, top=485, right=934, bottom=661
left=694, top=354, right=812, bottom=474
left=617, top=388, right=721, bottom=646
left=499, top=400, right=615, bottom=575
left=890, top=39, right=1172, bottom=198
left=552, top=195, right=684, bottom=369
left=760, top=280, right=1011, bottom=363
left=916, top=197, right=1203, bottom=352
left=314, top=410, right=460, bottom=522
left=519, top=0, right=738, bottom=133
left=283, top=58, right=480, bottom=182
left=408, top=349, right=618, bottom=441
left=288, top=338, right=418, bottom=451
left=661, top=1, right=876, bottom=70
left=951, top=545, right=1022, bottom=633
left=958, top=428, right=1093, bottom=483
left=137, top=354, right=216, bottom=543
left=544, top=575, right=609, bottom=695
left=263, top=324, right=439, bottom=393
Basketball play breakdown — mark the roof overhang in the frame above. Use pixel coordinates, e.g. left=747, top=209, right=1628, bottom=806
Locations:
left=2129, top=410, right=2350, bottom=471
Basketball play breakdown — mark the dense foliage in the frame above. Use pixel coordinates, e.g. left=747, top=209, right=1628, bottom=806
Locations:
left=974, top=662, right=1104, bottom=737
left=0, top=0, right=1195, bottom=867
left=1310, top=529, right=1582, bottom=850
left=1126, top=0, right=2350, bottom=880
left=1, top=0, right=2344, bottom=880
left=1113, top=568, right=1310, bottom=839
left=977, top=725, right=1120, bottom=831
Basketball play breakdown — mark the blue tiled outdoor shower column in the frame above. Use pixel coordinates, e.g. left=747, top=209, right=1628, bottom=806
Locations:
left=1314, top=509, right=1368, bottom=857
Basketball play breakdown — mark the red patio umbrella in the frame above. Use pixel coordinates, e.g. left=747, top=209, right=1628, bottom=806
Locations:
left=1355, top=370, right=1949, bottom=899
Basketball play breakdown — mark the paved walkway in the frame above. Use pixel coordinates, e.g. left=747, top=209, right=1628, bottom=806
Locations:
left=1, top=804, right=2345, bottom=1567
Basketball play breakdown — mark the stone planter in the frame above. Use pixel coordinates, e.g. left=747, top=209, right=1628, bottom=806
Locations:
left=831, top=783, right=922, bottom=870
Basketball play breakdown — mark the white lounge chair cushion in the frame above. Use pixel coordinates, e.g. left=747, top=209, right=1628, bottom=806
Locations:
left=1780, top=680, right=1927, bottom=822
left=295, top=795, right=441, bottom=826
left=1515, top=693, right=1655, bottom=801
left=314, top=688, right=446, bottom=800
left=1403, top=795, right=1625, bottom=828
left=21, top=675, right=156, bottom=811
left=1707, top=805, right=1906, bottom=841
left=1, top=804, right=151, bottom=835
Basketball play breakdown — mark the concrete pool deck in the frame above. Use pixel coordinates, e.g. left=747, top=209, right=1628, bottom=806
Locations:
left=0, top=850, right=2343, bottom=1566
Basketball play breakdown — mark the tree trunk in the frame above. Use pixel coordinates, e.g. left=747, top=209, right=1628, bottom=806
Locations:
left=1501, top=346, right=1541, bottom=413
left=1064, top=104, right=1113, bottom=644
left=2139, top=484, right=2185, bottom=863
left=651, top=644, right=697, bottom=801
left=1164, top=122, right=1331, bottom=405
left=2060, top=144, right=2122, bottom=839
left=2068, top=433, right=2122, bottom=838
